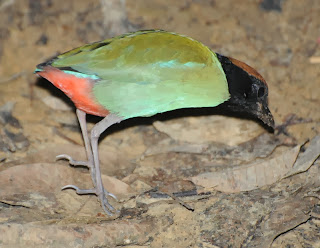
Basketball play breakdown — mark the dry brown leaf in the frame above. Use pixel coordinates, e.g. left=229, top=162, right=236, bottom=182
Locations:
left=153, top=115, right=264, bottom=146
left=249, top=198, right=312, bottom=248
left=266, top=199, right=313, bottom=247
left=144, top=133, right=281, bottom=163
left=190, top=145, right=301, bottom=192
left=282, top=135, right=320, bottom=178
left=0, top=163, right=134, bottom=210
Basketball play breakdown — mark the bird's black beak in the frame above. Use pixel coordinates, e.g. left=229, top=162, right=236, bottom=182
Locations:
left=220, top=97, right=275, bottom=132
left=253, top=101, right=275, bottom=131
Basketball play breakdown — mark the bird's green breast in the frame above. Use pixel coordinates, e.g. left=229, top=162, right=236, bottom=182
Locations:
left=52, top=30, right=230, bottom=119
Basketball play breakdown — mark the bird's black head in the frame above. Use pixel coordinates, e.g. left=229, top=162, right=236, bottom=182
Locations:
left=217, top=54, right=275, bottom=130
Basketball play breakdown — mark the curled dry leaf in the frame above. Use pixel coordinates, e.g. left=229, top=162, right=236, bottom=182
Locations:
left=190, top=145, right=301, bottom=192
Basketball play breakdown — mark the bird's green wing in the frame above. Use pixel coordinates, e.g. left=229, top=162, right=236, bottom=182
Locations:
left=51, top=30, right=230, bottom=119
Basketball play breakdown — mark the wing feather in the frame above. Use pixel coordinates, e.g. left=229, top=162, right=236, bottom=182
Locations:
left=47, top=30, right=230, bottom=119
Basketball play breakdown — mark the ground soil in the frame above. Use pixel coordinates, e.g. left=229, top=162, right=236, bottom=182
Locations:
left=0, top=0, right=319, bottom=247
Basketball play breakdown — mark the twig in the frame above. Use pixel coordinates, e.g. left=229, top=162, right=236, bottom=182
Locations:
left=165, top=192, right=195, bottom=211
left=53, top=127, right=82, bottom=146
left=275, top=114, right=313, bottom=136
left=0, top=72, right=25, bottom=84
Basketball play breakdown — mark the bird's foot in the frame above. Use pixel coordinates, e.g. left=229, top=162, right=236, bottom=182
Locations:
left=56, top=154, right=93, bottom=169
left=62, top=184, right=118, bottom=216
left=57, top=154, right=97, bottom=188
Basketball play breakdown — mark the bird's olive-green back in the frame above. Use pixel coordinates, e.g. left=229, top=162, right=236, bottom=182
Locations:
left=52, top=30, right=230, bottom=119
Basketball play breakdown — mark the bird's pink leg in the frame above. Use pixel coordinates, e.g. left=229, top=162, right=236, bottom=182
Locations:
left=57, top=109, right=93, bottom=169
left=62, top=113, right=123, bottom=215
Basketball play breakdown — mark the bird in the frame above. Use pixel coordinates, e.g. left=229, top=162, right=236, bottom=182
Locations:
left=35, top=29, right=274, bottom=215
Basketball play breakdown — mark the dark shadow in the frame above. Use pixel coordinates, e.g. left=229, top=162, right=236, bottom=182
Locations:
left=36, top=77, right=76, bottom=111
left=99, top=103, right=274, bottom=141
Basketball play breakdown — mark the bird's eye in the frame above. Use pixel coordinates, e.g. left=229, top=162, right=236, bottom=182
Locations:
left=258, top=87, right=265, bottom=98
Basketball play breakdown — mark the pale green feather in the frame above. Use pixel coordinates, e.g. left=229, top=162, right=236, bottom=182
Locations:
left=51, top=30, right=230, bottom=119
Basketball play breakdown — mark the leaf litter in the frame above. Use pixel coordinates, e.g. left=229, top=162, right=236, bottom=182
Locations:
left=1, top=0, right=320, bottom=247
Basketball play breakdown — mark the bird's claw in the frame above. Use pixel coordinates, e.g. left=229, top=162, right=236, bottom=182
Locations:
left=105, top=191, right=118, bottom=201
left=61, top=184, right=96, bottom=194
left=101, top=197, right=118, bottom=215
left=56, top=154, right=92, bottom=169
left=99, top=191, right=119, bottom=215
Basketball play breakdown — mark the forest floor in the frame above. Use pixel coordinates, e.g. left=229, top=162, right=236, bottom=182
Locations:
left=0, top=0, right=319, bottom=247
